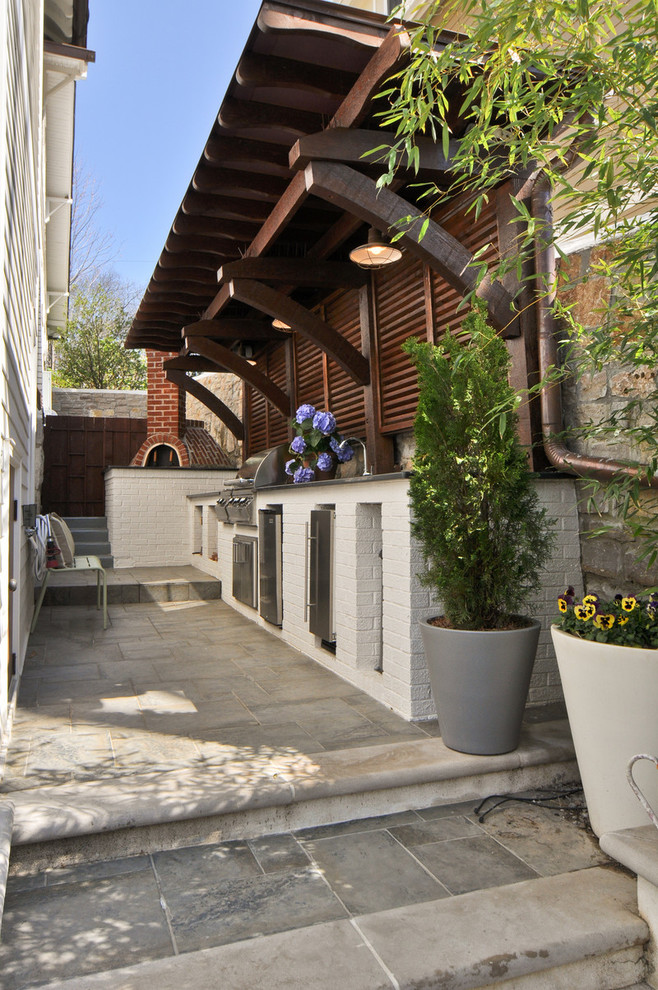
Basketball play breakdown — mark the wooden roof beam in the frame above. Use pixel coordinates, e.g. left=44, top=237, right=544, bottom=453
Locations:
left=146, top=284, right=214, bottom=299
left=202, top=26, right=410, bottom=324
left=166, top=368, right=244, bottom=441
left=173, top=215, right=260, bottom=241
left=159, top=251, right=232, bottom=271
left=257, top=4, right=388, bottom=49
left=164, top=234, right=244, bottom=257
left=227, top=278, right=370, bottom=385
left=204, top=134, right=291, bottom=170
left=182, top=319, right=289, bottom=341
left=163, top=356, right=219, bottom=372
left=151, top=266, right=218, bottom=285
left=182, top=192, right=273, bottom=222
left=304, top=160, right=520, bottom=337
left=137, top=301, right=201, bottom=316
left=192, top=165, right=286, bottom=200
left=218, top=99, right=323, bottom=139
left=185, top=335, right=291, bottom=417
left=290, top=127, right=460, bottom=173
left=217, top=258, right=367, bottom=289
left=236, top=53, right=355, bottom=99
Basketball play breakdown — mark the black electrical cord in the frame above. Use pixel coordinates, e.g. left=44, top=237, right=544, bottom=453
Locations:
left=473, top=785, right=584, bottom=823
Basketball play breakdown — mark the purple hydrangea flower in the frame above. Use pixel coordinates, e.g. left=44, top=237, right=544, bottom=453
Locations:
left=316, top=452, right=333, bottom=472
left=312, top=410, right=336, bottom=434
left=293, top=466, right=315, bottom=484
left=337, top=443, right=353, bottom=463
left=290, top=435, right=307, bottom=454
left=285, top=459, right=296, bottom=476
left=295, top=403, right=316, bottom=424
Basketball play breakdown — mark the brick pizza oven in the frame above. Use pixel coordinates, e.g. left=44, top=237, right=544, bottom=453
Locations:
left=131, top=350, right=231, bottom=467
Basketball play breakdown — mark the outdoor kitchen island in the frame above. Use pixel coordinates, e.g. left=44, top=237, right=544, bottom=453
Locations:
left=187, top=472, right=579, bottom=723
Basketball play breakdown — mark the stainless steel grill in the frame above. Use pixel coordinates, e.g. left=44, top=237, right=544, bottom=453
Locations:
left=215, top=445, right=289, bottom=525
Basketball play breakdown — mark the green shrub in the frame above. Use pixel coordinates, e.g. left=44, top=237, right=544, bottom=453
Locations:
left=404, top=305, right=555, bottom=629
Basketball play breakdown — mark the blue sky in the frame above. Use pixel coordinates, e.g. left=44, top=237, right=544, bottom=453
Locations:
left=75, top=0, right=263, bottom=293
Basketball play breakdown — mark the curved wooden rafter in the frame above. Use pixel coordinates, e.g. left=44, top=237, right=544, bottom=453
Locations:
left=186, top=335, right=291, bottom=418
left=165, top=367, right=244, bottom=442
left=226, top=278, right=370, bottom=385
left=303, top=161, right=520, bottom=336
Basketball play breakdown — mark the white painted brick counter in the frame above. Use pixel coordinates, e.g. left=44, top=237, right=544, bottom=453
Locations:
left=188, top=475, right=580, bottom=722
left=105, top=467, right=235, bottom=567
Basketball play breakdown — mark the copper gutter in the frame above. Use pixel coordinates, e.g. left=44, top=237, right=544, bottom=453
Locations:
left=532, top=176, right=658, bottom=489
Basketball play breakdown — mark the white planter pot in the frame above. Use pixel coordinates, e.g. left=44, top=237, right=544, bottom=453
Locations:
left=552, top=625, right=658, bottom=837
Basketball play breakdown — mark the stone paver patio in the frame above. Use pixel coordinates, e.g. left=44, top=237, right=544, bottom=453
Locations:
left=0, top=594, right=631, bottom=990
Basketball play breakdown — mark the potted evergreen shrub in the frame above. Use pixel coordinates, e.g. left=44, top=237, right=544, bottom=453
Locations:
left=404, top=304, right=555, bottom=755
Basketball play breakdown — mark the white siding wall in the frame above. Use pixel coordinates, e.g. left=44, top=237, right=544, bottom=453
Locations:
left=0, top=0, right=46, bottom=740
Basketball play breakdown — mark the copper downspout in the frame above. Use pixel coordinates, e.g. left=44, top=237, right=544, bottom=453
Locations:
left=532, top=176, right=658, bottom=489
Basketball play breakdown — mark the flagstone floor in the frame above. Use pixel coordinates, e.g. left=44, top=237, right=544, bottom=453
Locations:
left=0, top=597, right=601, bottom=990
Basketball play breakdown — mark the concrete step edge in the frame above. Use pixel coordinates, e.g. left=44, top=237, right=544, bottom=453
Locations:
left=62, top=516, right=107, bottom=533
left=0, top=800, right=14, bottom=938
left=26, top=868, right=648, bottom=990
left=7, top=724, right=576, bottom=848
left=39, top=577, right=219, bottom=606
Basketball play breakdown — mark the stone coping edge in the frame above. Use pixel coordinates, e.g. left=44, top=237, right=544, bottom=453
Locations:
left=31, top=868, right=645, bottom=990
left=600, top=825, right=658, bottom=887
left=8, top=722, right=575, bottom=845
left=0, top=800, right=15, bottom=935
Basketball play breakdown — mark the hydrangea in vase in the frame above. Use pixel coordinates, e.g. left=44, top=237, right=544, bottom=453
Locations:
left=285, top=404, right=353, bottom=483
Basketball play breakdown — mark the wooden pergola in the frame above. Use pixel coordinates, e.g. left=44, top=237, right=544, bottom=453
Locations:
left=127, top=0, right=539, bottom=473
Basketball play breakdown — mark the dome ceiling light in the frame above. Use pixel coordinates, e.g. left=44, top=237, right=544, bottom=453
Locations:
left=349, top=227, right=403, bottom=269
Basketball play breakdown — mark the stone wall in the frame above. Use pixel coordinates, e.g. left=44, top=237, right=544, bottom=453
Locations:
left=52, top=388, right=146, bottom=419
left=558, top=246, right=658, bottom=594
left=184, top=372, right=243, bottom=467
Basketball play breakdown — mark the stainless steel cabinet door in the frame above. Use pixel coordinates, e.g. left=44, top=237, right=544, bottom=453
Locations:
left=259, top=508, right=282, bottom=626
left=232, top=536, right=257, bottom=608
left=308, top=509, right=334, bottom=642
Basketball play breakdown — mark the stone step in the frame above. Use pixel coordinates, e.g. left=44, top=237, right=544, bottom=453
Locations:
left=6, top=723, right=577, bottom=874
left=20, top=867, right=648, bottom=990
left=72, top=540, right=111, bottom=556
left=38, top=565, right=220, bottom=606
left=63, top=516, right=108, bottom=531
left=66, top=526, right=108, bottom=547
left=59, top=517, right=113, bottom=570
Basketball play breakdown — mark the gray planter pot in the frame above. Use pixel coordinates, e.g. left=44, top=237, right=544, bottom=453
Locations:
left=420, top=617, right=541, bottom=755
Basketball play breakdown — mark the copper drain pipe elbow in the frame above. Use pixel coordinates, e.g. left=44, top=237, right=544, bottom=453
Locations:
left=532, top=176, right=658, bottom=489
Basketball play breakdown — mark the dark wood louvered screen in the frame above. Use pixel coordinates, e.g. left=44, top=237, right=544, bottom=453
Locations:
left=246, top=386, right=268, bottom=457
left=293, top=335, right=326, bottom=414
left=430, top=203, right=501, bottom=344
left=374, top=253, right=428, bottom=434
left=264, top=346, right=290, bottom=448
left=323, top=290, right=366, bottom=439
left=243, top=196, right=501, bottom=453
